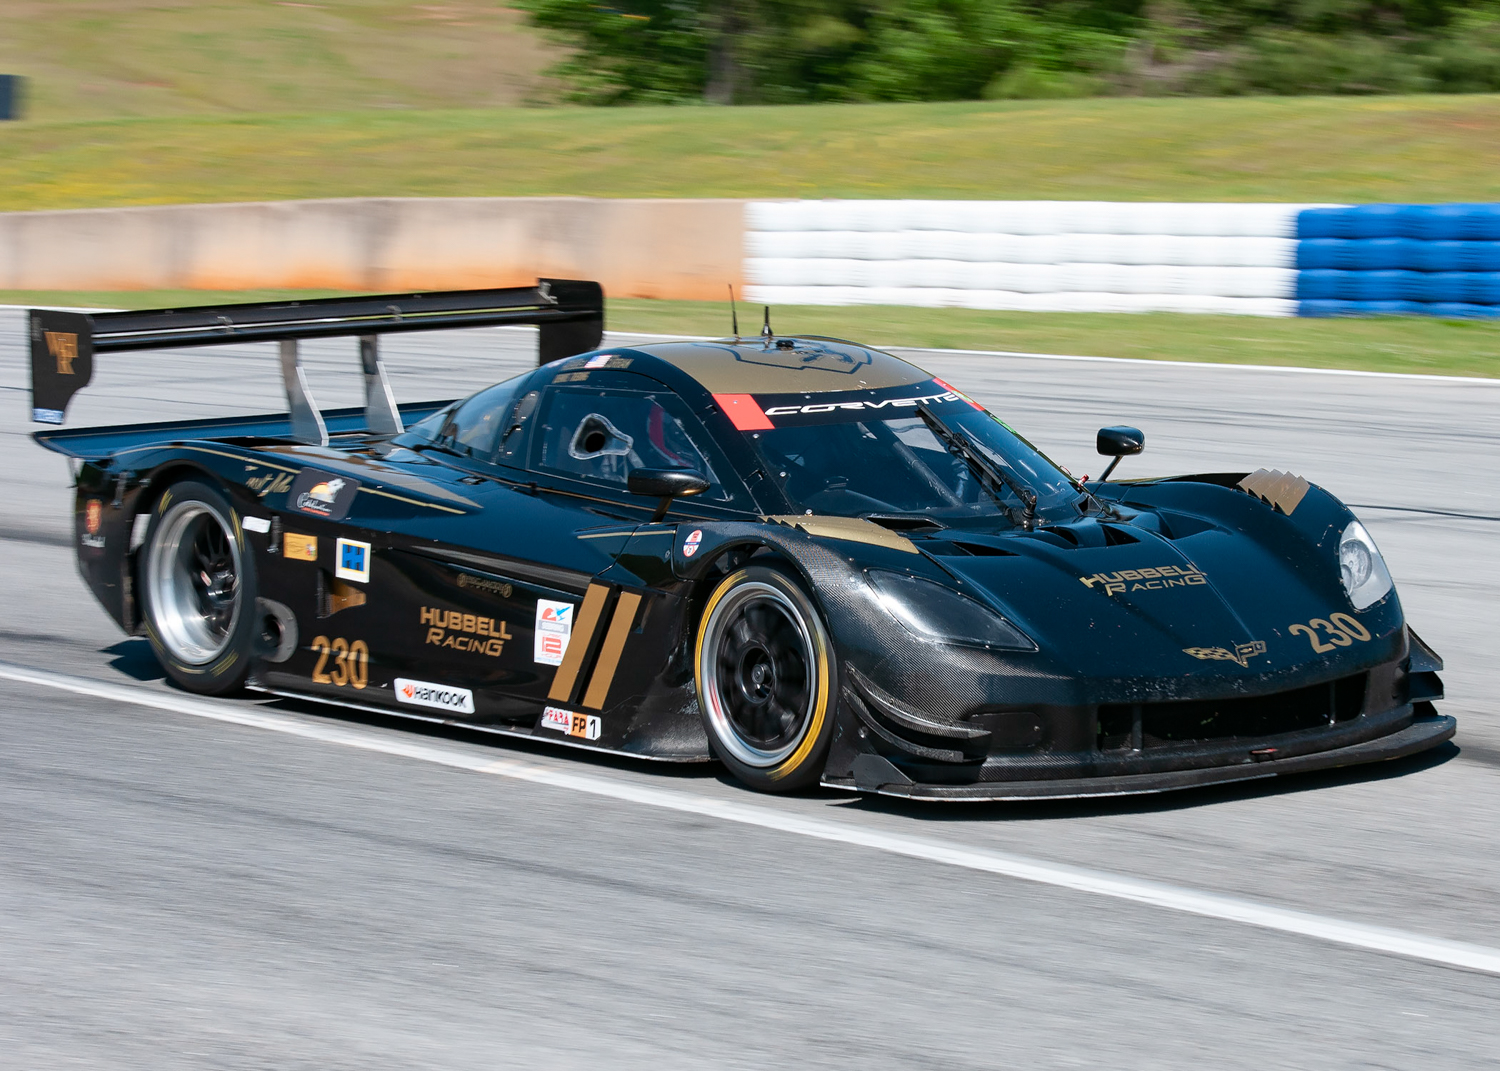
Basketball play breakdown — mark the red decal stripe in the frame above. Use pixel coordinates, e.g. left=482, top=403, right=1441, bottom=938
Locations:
left=713, top=393, right=775, bottom=431
left=932, top=377, right=983, bottom=410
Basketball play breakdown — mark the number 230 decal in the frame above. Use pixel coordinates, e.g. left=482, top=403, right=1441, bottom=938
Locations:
left=1288, top=613, right=1371, bottom=654
left=311, top=635, right=369, bottom=689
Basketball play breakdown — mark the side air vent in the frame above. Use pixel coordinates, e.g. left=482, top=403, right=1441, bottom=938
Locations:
left=865, top=514, right=946, bottom=533
left=1101, top=524, right=1139, bottom=546
left=922, top=539, right=1018, bottom=557
left=1155, top=510, right=1217, bottom=541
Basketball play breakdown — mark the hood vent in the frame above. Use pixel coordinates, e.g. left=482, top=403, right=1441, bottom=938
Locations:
left=924, top=539, right=1018, bottom=557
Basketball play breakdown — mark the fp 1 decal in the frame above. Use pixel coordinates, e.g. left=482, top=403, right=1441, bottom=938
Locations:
left=540, top=706, right=602, bottom=741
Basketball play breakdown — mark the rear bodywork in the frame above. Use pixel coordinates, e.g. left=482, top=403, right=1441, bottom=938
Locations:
left=33, top=289, right=1452, bottom=800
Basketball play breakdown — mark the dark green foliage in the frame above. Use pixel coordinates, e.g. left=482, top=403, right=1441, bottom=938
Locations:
left=518, top=0, right=1500, bottom=101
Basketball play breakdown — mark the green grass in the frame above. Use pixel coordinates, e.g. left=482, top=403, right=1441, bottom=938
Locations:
left=1, top=95, right=1500, bottom=211
left=0, top=0, right=557, bottom=120
left=5, top=291, right=1495, bottom=378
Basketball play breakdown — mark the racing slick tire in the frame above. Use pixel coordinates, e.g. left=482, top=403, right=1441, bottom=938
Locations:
left=140, top=479, right=258, bottom=696
left=695, top=563, right=838, bottom=792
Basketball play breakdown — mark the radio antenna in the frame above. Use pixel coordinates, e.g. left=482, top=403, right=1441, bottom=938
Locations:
left=761, top=305, right=773, bottom=342
left=728, top=284, right=739, bottom=342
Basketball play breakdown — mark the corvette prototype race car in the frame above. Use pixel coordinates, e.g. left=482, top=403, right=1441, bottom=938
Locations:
left=30, top=281, right=1452, bottom=799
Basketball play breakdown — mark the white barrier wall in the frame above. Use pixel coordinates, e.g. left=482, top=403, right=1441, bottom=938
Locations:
left=744, top=200, right=1322, bottom=315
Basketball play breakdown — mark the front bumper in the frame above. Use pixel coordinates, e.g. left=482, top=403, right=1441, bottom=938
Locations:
left=823, top=707, right=1455, bottom=801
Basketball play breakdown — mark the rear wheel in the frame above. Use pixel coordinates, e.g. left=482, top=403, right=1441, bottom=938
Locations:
left=694, top=564, right=837, bottom=792
left=140, top=479, right=257, bottom=695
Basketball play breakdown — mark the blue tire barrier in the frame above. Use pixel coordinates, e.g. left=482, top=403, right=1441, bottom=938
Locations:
left=1298, top=299, right=1500, bottom=318
left=1294, top=205, right=1500, bottom=315
left=1298, top=238, right=1500, bottom=271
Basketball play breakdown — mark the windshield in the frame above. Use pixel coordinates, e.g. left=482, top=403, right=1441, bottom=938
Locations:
left=728, top=379, right=1084, bottom=523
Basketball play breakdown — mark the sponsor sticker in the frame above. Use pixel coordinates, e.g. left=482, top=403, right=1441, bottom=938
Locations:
left=584, top=353, right=615, bottom=369
left=456, top=572, right=513, bottom=598
left=395, top=678, right=475, bottom=715
left=422, top=606, right=511, bottom=657
left=718, top=380, right=969, bottom=431
left=1183, top=641, right=1267, bottom=667
left=682, top=528, right=703, bottom=558
left=241, top=515, right=271, bottom=534
left=245, top=471, right=294, bottom=498
left=288, top=469, right=360, bottom=521
left=540, top=705, right=602, bottom=741
left=534, top=599, right=575, bottom=666
left=81, top=499, right=106, bottom=548
left=45, top=331, right=79, bottom=375
left=283, top=532, right=318, bottom=561
left=335, top=538, right=371, bottom=583
left=85, top=499, right=102, bottom=534
left=1079, top=564, right=1207, bottom=597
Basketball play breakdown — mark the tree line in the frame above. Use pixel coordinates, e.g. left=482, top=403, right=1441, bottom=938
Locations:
left=518, top=0, right=1500, bottom=103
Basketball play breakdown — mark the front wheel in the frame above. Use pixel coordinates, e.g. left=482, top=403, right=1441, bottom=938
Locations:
left=140, top=479, right=258, bottom=695
left=694, top=563, right=838, bottom=792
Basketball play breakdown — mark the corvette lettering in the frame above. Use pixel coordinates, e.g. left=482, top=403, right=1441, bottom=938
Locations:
left=422, top=605, right=512, bottom=657
left=1079, top=564, right=1207, bottom=596
left=763, top=390, right=959, bottom=417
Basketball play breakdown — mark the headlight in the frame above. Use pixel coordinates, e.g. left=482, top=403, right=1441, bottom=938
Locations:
left=866, top=570, right=1035, bottom=651
left=1339, top=520, right=1393, bottom=610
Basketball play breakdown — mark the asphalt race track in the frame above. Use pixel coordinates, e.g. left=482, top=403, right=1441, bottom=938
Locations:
left=2, top=307, right=1497, bottom=1068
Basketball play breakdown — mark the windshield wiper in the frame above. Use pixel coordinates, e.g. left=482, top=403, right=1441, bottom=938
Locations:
left=917, top=404, right=1038, bottom=530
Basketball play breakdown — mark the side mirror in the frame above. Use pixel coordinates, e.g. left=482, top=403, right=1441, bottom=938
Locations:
left=1095, top=426, right=1144, bottom=482
left=628, top=467, right=710, bottom=521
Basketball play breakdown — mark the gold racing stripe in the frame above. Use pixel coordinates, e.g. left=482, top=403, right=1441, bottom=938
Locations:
left=582, top=592, right=642, bottom=710
left=547, top=583, right=610, bottom=703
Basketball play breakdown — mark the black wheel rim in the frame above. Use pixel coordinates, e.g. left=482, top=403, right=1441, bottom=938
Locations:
left=699, top=580, right=818, bottom=767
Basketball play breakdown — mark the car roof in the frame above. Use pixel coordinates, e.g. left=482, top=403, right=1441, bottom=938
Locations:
left=623, top=337, right=932, bottom=395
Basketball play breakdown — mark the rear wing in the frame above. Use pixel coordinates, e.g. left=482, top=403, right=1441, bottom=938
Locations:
left=28, top=278, right=603, bottom=446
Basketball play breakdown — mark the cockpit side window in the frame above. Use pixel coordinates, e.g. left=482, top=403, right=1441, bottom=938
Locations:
left=533, top=387, right=732, bottom=501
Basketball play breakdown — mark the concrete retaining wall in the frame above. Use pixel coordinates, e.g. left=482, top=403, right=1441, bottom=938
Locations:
left=8, top=196, right=1500, bottom=317
left=0, top=197, right=745, bottom=300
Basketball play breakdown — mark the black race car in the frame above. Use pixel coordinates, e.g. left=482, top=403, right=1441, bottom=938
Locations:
left=30, top=281, right=1453, bottom=800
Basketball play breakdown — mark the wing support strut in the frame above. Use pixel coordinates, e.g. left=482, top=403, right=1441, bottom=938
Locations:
left=359, top=335, right=403, bottom=437
left=278, top=339, right=330, bottom=447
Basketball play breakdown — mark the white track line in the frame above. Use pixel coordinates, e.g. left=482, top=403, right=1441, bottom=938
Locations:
left=4, top=660, right=1497, bottom=977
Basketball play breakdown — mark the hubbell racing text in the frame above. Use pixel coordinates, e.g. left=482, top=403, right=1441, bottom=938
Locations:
left=421, top=606, right=512, bottom=656
left=1079, top=564, right=1207, bottom=596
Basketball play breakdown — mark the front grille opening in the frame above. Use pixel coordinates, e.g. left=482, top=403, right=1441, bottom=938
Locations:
left=1098, top=673, right=1368, bottom=749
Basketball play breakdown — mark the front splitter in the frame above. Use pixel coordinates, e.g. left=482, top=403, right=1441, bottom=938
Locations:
left=823, top=713, right=1456, bottom=802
